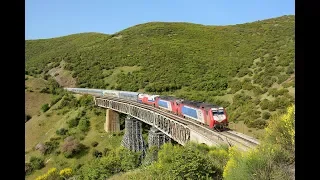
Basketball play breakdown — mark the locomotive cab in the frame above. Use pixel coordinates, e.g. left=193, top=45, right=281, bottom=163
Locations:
left=212, top=107, right=228, bottom=129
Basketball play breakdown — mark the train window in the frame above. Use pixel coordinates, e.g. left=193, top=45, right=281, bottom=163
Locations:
left=212, top=110, right=224, bottom=115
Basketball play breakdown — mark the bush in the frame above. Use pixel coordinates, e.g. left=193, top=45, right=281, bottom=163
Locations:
left=61, top=136, right=85, bottom=158
left=56, top=128, right=68, bottom=136
left=67, top=117, right=80, bottom=128
left=78, top=118, right=90, bottom=132
left=40, top=88, right=50, bottom=94
left=283, top=81, right=294, bottom=88
left=41, top=104, right=50, bottom=112
left=268, top=102, right=277, bottom=111
left=51, top=95, right=63, bottom=106
left=142, top=146, right=159, bottom=166
left=253, top=98, right=260, bottom=105
left=29, top=156, right=45, bottom=170
left=223, top=105, right=295, bottom=180
left=252, top=86, right=263, bottom=96
left=260, top=99, right=270, bottom=110
left=103, top=148, right=110, bottom=156
left=25, top=163, right=33, bottom=175
left=91, top=141, right=99, bottom=147
left=277, top=74, right=289, bottom=84
left=80, top=147, right=141, bottom=179
left=146, top=143, right=227, bottom=179
left=44, top=141, right=59, bottom=155
left=92, top=149, right=103, bottom=158
left=25, top=114, right=32, bottom=122
left=78, top=94, right=94, bottom=107
left=54, top=150, right=61, bottom=155
left=93, top=108, right=102, bottom=116
left=35, top=167, right=59, bottom=180
left=262, top=112, right=271, bottom=120
left=248, top=119, right=268, bottom=129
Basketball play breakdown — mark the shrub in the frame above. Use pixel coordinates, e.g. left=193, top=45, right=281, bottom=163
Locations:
left=103, top=148, right=110, bottom=156
left=78, top=94, right=94, bottom=107
left=142, top=146, right=159, bottom=166
left=25, top=163, right=33, bottom=175
left=262, top=112, right=271, bottom=120
left=277, top=74, right=289, bottom=84
left=25, top=114, right=32, bottom=122
left=67, top=117, right=80, bottom=128
left=223, top=105, right=295, bottom=180
left=253, top=98, right=260, bottom=105
left=268, top=102, right=277, bottom=111
left=35, top=167, right=59, bottom=180
left=93, top=108, right=102, bottom=116
left=92, top=149, right=103, bottom=158
left=61, top=136, right=85, bottom=158
left=44, top=141, right=59, bottom=155
left=54, top=150, right=61, bottom=155
left=91, top=141, right=99, bottom=147
left=56, top=128, right=68, bottom=136
left=41, top=104, right=50, bottom=112
left=40, top=88, right=50, bottom=94
left=248, top=119, right=268, bottom=129
left=283, top=81, right=294, bottom=88
left=147, top=143, right=226, bottom=179
left=59, top=168, right=73, bottom=179
left=78, top=118, right=90, bottom=132
left=260, top=99, right=270, bottom=110
left=51, top=95, right=63, bottom=106
left=29, top=156, right=45, bottom=170
left=80, top=147, right=141, bottom=179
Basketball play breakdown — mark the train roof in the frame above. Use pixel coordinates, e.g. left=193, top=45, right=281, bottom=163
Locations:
left=181, top=100, right=220, bottom=109
left=158, top=95, right=179, bottom=101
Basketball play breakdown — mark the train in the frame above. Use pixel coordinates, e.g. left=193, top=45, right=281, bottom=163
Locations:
left=64, top=88, right=228, bottom=130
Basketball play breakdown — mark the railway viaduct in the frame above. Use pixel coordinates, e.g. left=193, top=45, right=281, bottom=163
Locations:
left=93, top=96, right=260, bottom=156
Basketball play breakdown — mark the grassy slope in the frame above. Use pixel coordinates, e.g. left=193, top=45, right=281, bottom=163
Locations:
left=25, top=76, right=53, bottom=117
left=25, top=94, right=125, bottom=180
left=25, top=92, right=52, bottom=117
left=25, top=15, right=294, bottom=135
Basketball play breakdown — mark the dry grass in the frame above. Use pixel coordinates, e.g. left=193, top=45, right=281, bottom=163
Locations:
left=228, top=121, right=265, bottom=140
left=48, top=61, right=77, bottom=88
left=25, top=76, right=48, bottom=91
left=25, top=92, right=52, bottom=117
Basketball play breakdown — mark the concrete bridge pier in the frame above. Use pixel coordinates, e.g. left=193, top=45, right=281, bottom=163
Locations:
left=148, top=126, right=171, bottom=148
left=104, top=109, right=120, bottom=133
left=121, top=115, right=146, bottom=157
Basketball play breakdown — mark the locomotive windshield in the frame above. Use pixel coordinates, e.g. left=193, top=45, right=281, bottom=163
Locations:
left=212, top=109, right=225, bottom=115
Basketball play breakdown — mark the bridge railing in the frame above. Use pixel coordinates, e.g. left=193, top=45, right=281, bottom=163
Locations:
left=95, top=97, right=191, bottom=145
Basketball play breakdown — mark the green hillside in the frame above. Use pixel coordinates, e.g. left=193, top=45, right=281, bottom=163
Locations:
left=25, top=15, right=295, bottom=131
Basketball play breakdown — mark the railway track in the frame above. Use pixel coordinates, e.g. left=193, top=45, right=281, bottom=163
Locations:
left=95, top=95, right=260, bottom=151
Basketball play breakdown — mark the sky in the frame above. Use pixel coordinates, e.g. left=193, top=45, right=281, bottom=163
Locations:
left=25, top=0, right=295, bottom=40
